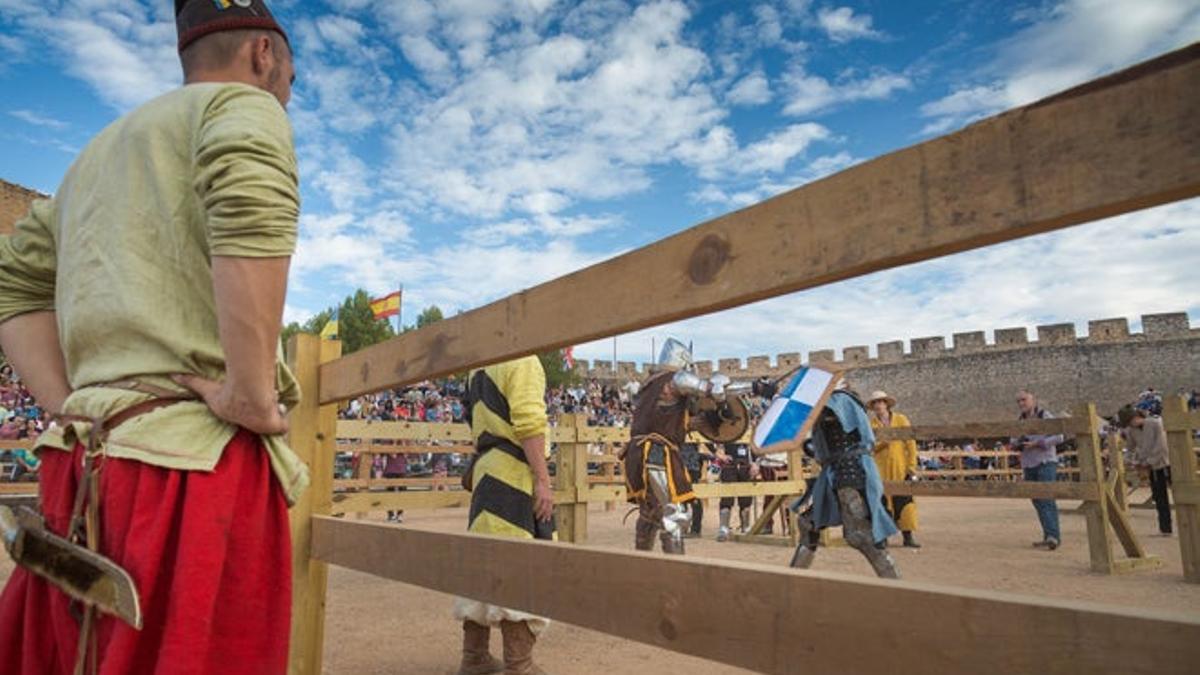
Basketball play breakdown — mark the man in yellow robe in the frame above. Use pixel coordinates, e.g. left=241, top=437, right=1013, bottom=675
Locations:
left=455, top=355, right=553, bottom=675
left=867, top=391, right=921, bottom=548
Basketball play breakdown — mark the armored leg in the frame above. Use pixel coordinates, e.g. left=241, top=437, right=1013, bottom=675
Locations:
left=635, top=507, right=659, bottom=551
left=837, top=487, right=900, bottom=579
left=789, top=509, right=819, bottom=569
left=647, top=465, right=687, bottom=555
left=716, top=508, right=732, bottom=542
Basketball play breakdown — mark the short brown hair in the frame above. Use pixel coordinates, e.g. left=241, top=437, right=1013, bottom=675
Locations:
left=180, top=29, right=288, bottom=78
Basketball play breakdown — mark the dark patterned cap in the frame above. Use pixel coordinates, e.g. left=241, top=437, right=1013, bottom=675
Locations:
left=175, top=0, right=290, bottom=53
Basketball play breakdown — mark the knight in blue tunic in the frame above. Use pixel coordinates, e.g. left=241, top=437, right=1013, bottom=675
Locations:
left=790, top=388, right=901, bottom=578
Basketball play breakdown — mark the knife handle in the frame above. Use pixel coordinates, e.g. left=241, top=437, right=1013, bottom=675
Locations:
left=0, top=505, right=18, bottom=548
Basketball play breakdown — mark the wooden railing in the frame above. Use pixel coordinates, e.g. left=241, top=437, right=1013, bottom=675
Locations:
left=123, top=45, right=1200, bottom=674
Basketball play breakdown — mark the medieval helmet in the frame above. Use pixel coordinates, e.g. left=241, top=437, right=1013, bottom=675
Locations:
left=657, top=338, right=693, bottom=370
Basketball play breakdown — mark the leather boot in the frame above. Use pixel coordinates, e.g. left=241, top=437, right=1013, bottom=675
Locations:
left=500, top=620, right=547, bottom=675
left=716, top=508, right=732, bottom=542
left=739, top=507, right=752, bottom=533
left=902, top=531, right=921, bottom=548
left=458, top=621, right=503, bottom=675
left=634, top=516, right=657, bottom=551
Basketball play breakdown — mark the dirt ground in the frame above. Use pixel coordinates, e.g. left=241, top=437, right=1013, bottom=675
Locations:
left=3, top=490, right=1198, bottom=673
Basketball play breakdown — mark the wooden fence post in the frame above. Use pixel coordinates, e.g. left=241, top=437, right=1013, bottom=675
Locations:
left=1106, top=429, right=1129, bottom=513
left=287, top=335, right=342, bottom=675
left=1164, top=395, right=1200, bottom=583
left=1076, top=402, right=1115, bottom=574
left=554, top=414, right=588, bottom=543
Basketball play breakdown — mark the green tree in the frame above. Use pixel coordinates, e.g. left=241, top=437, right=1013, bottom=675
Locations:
left=337, top=290, right=395, bottom=354
left=279, top=290, right=395, bottom=356
left=415, top=305, right=444, bottom=328
left=538, top=349, right=581, bottom=389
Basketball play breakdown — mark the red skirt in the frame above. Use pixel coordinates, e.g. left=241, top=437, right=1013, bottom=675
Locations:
left=0, top=429, right=292, bottom=675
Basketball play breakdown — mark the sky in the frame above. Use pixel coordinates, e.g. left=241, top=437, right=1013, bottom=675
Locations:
left=1, top=0, right=1198, bottom=366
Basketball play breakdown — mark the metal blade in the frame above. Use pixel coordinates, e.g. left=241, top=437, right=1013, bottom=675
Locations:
left=2, top=507, right=142, bottom=629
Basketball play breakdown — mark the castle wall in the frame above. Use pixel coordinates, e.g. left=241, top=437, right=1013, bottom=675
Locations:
left=576, top=312, right=1199, bottom=423
left=0, top=179, right=46, bottom=236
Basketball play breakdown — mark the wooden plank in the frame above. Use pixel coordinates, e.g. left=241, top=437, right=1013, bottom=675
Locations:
left=1162, top=409, right=1200, bottom=432
left=876, top=418, right=1085, bottom=442
left=1076, top=403, right=1114, bottom=574
left=1105, top=489, right=1148, bottom=559
left=1164, top=396, right=1200, bottom=583
left=312, top=517, right=1200, bottom=675
left=692, top=480, right=806, bottom=499
left=333, top=477, right=461, bottom=490
left=748, top=494, right=787, bottom=536
left=319, top=47, right=1200, bottom=403
left=1112, top=557, right=1164, bottom=574
left=330, top=489, right=471, bottom=515
left=336, top=420, right=474, bottom=442
left=1108, top=430, right=1129, bottom=513
left=286, top=335, right=340, bottom=675
left=728, top=533, right=794, bottom=547
left=338, top=441, right=474, bottom=455
left=1173, top=483, right=1200, bottom=507
left=554, top=414, right=588, bottom=544
left=884, top=480, right=1098, bottom=500
left=0, top=482, right=38, bottom=495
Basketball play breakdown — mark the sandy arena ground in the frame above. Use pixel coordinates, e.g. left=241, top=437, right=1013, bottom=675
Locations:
left=3, top=490, right=1198, bottom=673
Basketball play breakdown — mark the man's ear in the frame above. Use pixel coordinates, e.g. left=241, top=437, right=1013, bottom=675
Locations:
left=250, top=34, right=274, bottom=76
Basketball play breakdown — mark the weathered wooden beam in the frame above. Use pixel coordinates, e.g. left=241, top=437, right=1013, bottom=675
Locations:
left=330, top=489, right=471, bottom=515
left=311, top=517, right=1200, bottom=674
left=883, top=480, right=1098, bottom=500
left=285, top=336, right=341, bottom=675
left=1164, top=396, right=1200, bottom=582
left=319, top=46, right=1200, bottom=404
left=692, top=480, right=805, bottom=499
left=875, top=418, right=1087, bottom=442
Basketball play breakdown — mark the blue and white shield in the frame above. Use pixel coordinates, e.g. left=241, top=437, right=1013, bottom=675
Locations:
left=752, top=366, right=839, bottom=453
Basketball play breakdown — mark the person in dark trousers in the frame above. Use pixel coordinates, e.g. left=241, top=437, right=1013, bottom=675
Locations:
left=1119, top=406, right=1173, bottom=535
left=680, top=442, right=710, bottom=537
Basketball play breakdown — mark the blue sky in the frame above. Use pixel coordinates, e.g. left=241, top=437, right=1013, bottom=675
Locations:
left=1, top=0, right=1198, bottom=365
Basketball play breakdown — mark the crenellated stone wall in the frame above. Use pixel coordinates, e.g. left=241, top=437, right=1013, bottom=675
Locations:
left=575, top=312, right=1199, bottom=423
left=0, top=179, right=47, bottom=236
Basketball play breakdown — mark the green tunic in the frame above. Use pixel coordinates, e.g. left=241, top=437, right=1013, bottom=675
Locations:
left=0, top=83, right=308, bottom=504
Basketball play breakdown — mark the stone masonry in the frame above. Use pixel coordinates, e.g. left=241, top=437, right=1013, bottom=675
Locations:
left=576, top=313, right=1199, bottom=424
left=0, top=178, right=47, bottom=236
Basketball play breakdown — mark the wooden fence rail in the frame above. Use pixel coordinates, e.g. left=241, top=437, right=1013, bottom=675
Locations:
left=304, top=45, right=1200, bottom=673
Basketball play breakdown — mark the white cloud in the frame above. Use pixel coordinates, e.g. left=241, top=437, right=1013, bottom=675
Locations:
left=726, top=70, right=772, bottom=106
left=816, top=6, right=882, bottom=43
left=8, top=109, right=68, bottom=130
left=574, top=198, right=1200, bottom=364
left=921, top=0, right=1200, bottom=134
left=783, top=67, right=911, bottom=116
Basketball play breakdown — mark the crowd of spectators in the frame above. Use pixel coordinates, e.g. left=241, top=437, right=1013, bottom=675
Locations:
left=0, top=364, right=47, bottom=479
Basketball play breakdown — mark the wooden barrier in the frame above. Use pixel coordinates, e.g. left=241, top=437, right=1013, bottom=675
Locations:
left=1163, top=397, right=1200, bottom=583
left=312, top=517, right=1200, bottom=674
left=284, top=48, right=1200, bottom=674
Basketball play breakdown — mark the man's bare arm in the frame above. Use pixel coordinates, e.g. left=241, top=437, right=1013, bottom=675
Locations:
left=174, top=256, right=289, bottom=435
left=0, top=311, right=71, bottom=414
left=520, top=435, right=554, bottom=522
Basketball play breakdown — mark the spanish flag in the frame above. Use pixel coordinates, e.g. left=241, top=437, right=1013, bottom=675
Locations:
left=370, top=290, right=401, bottom=319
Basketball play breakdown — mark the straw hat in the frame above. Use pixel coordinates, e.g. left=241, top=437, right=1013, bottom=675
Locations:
left=867, top=390, right=896, bottom=408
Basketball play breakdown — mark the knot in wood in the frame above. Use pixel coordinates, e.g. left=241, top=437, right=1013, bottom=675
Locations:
left=688, top=234, right=731, bottom=285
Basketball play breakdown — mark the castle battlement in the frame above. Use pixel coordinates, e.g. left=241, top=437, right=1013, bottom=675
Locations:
left=574, top=312, right=1197, bottom=381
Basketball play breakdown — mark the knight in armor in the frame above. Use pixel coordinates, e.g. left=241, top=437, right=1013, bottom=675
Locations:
left=621, top=339, right=749, bottom=554
left=782, top=385, right=902, bottom=578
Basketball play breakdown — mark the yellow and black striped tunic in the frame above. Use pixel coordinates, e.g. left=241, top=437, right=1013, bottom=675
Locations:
left=464, top=356, right=548, bottom=539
